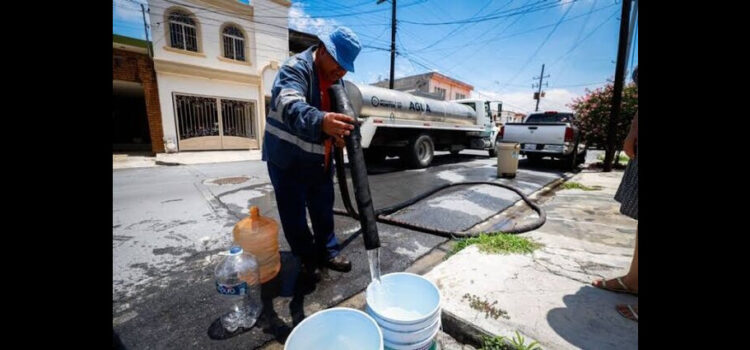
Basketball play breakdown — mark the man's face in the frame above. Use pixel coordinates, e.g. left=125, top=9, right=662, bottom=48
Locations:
left=317, top=46, right=348, bottom=82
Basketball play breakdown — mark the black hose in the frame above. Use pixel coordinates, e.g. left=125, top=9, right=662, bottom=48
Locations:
left=330, top=85, right=381, bottom=250
left=329, top=84, right=546, bottom=240
left=333, top=162, right=546, bottom=238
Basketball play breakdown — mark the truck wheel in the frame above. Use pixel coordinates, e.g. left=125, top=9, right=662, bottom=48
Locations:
left=488, top=139, right=498, bottom=157
left=403, top=134, right=434, bottom=168
left=363, top=148, right=386, bottom=164
left=576, top=149, right=587, bottom=165
left=564, top=144, right=580, bottom=171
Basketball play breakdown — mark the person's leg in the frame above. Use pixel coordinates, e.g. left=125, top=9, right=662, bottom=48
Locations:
left=625, top=229, right=638, bottom=288
left=306, top=168, right=342, bottom=261
left=593, top=229, right=638, bottom=294
left=267, top=162, right=315, bottom=264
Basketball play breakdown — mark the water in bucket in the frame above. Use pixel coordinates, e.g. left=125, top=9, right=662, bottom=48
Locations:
left=284, top=308, right=383, bottom=350
left=366, top=273, right=442, bottom=350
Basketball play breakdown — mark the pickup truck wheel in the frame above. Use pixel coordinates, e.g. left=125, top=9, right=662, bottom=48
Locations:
left=564, top=144, right=580, bottom=171
left=576, top=149, right=587, bottom=165
left=403, top=134, right=434, bottom=168
left=488, top=142, right=497, bottom=157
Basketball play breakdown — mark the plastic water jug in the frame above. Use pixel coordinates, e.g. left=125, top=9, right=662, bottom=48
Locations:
left=232, top=206, right=281, bottom=283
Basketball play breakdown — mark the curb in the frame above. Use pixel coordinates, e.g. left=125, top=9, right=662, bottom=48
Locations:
left=435, top=172, right=580, bottom=348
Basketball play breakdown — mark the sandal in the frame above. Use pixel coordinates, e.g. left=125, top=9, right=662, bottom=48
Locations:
left=616, top=304, right=638, bottom=322
left=592, top=277, right=638, bottom=296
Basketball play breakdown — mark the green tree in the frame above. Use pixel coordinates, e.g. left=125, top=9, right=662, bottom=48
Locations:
left=569, top=83, right=638, bottom=166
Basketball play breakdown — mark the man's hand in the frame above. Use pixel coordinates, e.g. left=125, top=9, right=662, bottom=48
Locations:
left=323, top=112, right=355, bottom=147
left=334, top=137, right=346, bottom=148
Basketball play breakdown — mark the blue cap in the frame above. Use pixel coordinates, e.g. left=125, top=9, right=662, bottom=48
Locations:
left=229, top=246, right=242, bottom=255
left=318, top=26, right=361, bottom=73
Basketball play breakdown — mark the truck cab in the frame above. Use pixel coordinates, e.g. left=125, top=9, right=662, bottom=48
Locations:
left=454, top=99, right=503, bottom=156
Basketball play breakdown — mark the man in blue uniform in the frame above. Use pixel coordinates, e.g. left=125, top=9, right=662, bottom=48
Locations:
left=262, top=26, right=361, bottom=275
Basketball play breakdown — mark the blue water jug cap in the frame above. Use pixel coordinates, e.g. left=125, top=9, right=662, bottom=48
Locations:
left=229, top=246, right=242, bottom=255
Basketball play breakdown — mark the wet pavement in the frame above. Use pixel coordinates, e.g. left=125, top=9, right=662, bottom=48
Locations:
left=113, top=151, right=571, bottom=349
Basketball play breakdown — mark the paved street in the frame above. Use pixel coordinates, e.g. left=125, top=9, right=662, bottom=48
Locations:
left=113, top=150, right=576, bottom=349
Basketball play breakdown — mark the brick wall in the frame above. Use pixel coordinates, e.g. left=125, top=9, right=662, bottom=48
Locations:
left=113, top=48, right=165, bottom=154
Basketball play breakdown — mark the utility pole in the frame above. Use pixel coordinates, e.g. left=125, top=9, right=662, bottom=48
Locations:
left=377, top=0, right=396, bottom=89
left=532, top=64, right=549, bottom=112
left=140, top=3, right=153, bottom=58
left=623, top=0, right=638, bottom=81
left=389, top=0, right=396, bottom=89
left=603, top=0, right=632, bottom=172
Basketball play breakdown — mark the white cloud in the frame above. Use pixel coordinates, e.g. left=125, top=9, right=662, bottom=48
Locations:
left=288, top=2, right=337, bottom=36
left=472, top=88, right=579, bottom=115
left=113, top=0, right=147, bottom=24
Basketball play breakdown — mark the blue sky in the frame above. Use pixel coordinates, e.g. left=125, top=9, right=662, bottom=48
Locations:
left=113, top=0, right=637, bottom=114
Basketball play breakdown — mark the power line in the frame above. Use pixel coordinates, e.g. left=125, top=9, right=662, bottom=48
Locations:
left=168, top=0, right=427, bottom=20
left=554, top=81, right=610, bottom=88
left=116, top=3, right=289, bottom=37
left=116, top=5, right=394, bottom=62
left=569, top=0, right=598, bottom=53
left=413, top=2, right=618, bottom=54
left=548, top=8, right=619, bottom=81
left=115, top=4, right=394, bottom=60
left=399, top=0, right=577, bottom=26
left=412, top=0, right=497, bottom=51
left=438, top=0, right=529, bottom=73
left=496, top=0, right=576, bottom=93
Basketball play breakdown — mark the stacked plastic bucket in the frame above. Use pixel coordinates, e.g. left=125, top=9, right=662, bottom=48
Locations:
left=284, top=272, right=441, bottom=350
left=365, top=273, right=442, bottom=350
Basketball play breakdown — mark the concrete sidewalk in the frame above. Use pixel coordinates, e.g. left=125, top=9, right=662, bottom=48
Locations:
left=113, top=150, right=262, bottom=169
left=425, top=169, right=638, bottom=349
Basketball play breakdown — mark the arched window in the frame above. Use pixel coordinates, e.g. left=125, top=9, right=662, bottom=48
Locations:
left=222, top=25, right=245, bottom=61
left=168, top=10, right=198, bottom=52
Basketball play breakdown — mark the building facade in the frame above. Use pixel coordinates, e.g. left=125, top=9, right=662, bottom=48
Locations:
left=113, top=35, right=165, bottom=154
left=147, top=0, right=290, bottom=152
left=372, top=72, right=473, bottom=101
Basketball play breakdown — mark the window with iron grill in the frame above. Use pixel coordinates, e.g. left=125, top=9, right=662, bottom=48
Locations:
left=222, top=26, right=245, bottom=61
left=169, top=11, right=198, bottom=52
left=174, top=95, right=219, bottom=140
left=221, top=99, right=254, bottom=138
left=174, top=94, right=254, bottom=140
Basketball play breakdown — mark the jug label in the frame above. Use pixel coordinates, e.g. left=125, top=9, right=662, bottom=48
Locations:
left=216, top=282, right=248, bottom=296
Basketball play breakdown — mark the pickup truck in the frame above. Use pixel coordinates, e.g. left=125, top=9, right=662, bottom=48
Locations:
left=497, top=111, right=587, bottom=169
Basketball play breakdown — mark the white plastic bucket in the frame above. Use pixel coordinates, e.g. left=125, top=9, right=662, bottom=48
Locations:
left=383, top=325, right=439, bottom=350
left=284, top=307, right=383, bottom=350
left=365, top=305, right=438, bottom=332
left=380, top=316, right=441, bottom=345
left=366, top=273, right=442, bottom=350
